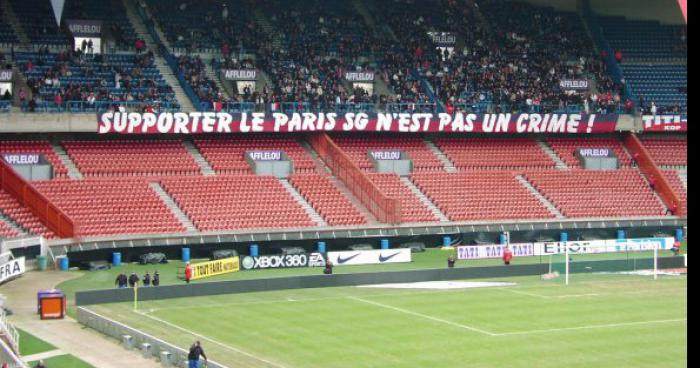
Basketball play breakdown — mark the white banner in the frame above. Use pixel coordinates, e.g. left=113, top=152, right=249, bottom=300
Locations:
left=0, top=257, right=25, bottom=284
left=327, top=249, right=412, bottom=266
left=456, top=238, right=674, bottom=260
left=457, top=244, right=535, bottom=260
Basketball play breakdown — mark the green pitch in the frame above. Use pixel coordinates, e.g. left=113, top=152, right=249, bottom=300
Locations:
left=87, top=273, right=686, bottom=368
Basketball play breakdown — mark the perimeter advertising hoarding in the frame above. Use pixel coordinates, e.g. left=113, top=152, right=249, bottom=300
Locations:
left=326, top=249, right=412, bottom=266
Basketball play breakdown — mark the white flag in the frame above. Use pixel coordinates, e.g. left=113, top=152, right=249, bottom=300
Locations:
left=50, top=0, right=65, bottom=27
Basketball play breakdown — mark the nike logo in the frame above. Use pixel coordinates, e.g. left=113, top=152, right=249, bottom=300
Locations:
left=379, top=252, right=401, bottom=263
left=337, top=253, right=362, bottom=264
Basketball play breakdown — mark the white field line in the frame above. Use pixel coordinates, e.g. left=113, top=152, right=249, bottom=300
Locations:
left=22, top=349, right=65, bottom=362
left=348, top=296, right=498, bottom=336
left=134, top=310, right=286, bottom=368
left=500, top=286, right=686, bottom=300
left=495, top=319, right=687, bottom=337
left=140, top=282, right=687, bottom=313
left=142, top=289, right=489, bottom=312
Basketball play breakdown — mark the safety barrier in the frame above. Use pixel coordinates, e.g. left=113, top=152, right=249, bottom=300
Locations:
left=623, top=132, right=685, bottom=216
left=0, top=160, right=74, bottom=238
left=77, top=307, right=227, bottom=368
left=308, top=133, right=401, bottom=224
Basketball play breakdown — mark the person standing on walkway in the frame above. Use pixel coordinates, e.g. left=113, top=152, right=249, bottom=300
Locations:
left=188, top=341, right=208, bottom=368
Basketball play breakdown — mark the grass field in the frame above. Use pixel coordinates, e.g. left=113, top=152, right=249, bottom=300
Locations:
left=17, top=329, right=56, bottom=356
left=58, top=245, right=685, bottom=315
left=17, top=329, right=94, bottom=368
left=87, top=273, right=687, bottom=368
left=26, top=354, right=94, bottom=368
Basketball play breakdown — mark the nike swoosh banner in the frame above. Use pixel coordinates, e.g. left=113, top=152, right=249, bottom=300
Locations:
left=327, top=249, right=412, bottom=266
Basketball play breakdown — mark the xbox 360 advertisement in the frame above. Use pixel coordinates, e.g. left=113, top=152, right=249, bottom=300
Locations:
left=240, top=253, right=326, bottom=270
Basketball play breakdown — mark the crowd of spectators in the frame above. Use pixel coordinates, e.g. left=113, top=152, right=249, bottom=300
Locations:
left=423, top=0, right=625, bottom=113
left=178, top=55, right=224, bottom=108
left=20, top=49, right=177, bottom=112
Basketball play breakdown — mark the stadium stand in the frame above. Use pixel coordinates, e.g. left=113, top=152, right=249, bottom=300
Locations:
left=434, top=138, right=555, bottom=170
left=160, top=176, right=316, bottom=232
left=662, top=170, right=687, bottom=213
left=17, top=51, right=179, bottom=112
left=368, top=173, right=437, bottom=223
left=289, top=174, right=367, bottom=226
left=63, top=0, right=137, bottom=50
left=623, top=64, right=687, bottom=114
left=640, top=136, right=687, bottom=167
left=193, top=136, right=317, bottom=174
left=0, top=8, right=19, bottom=46
left=524, top=170, right=666, bottom=218
left=0, top=218, right=20, bottom=240
left=546, top=137, right=633, bottom=168
left=598, top=16, right=687, bottom=112
left=0, top=140, right=69, bottom=178
left=61, top=139, right=200, bottom=177
left=412, top=171, right=554, bottom=221
left=33, top=179, right=185, bottom=237
left=11, top=0, right=70, bottom=46
left=0, top=189, right=54, bottom=238
left=332, top=135, right=444, bottom=172
left=145, top=0, right=261, bottom=52
left=599, top=16, right=687, bottom=59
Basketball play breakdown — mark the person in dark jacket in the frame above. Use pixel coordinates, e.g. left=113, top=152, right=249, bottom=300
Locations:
left=115, top=273, right=128, bottom=288
left=324, top=259, right=333, bottom=275
left=447, top=255, right=456, bottom=268
left=153, top=271, right=160, bottom=286
left=188, top=341, right=208, bottom=368
left=128, top=272, right=140, bottom=288
left=143, top=271, right=151, bottom=287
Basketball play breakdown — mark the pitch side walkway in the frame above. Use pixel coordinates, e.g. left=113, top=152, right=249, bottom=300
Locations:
left=1, top=271, right=161, bottom=368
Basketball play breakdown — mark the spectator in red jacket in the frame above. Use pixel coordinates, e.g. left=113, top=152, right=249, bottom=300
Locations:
left=614, top=50, right=623, bottom=63
left=649, top=175, right=657, bottom=191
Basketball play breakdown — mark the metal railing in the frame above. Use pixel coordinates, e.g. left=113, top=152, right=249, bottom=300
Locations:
left=20, top=100, right=180, bottom=113
left=0, top=310, right=21, bottom=363
left=78, top=307, right=227, bottom=368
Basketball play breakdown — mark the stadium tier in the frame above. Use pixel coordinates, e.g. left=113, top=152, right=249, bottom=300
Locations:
left=193, top=136, right=317, bottom=174
left=546, top=137, right=633, bottom=168
left=368, top=173, right=438, bottom=223
left=524, top=170, right=666, bottom=218
left=0, top=217, right=20, bottom=239
left=0, top=140, right=69, bottom=178
left=434, top=138, right=555, bottom=170
left=0, top=8, right=19, bottom=46
left=0, top=133, right=686, bottom=238
left=333, top=135, right=444, bottom=172
left=16, top=51, right=179, bottom=112
left=289, top=174, right=368, bottom=226
left=0, top=188, right=54, bottom=238
left=62, top=139, right=200, bottom=177
left=412, top=171, right=554, bottom=221
left=160, top=176, right=316, bottom=232
left=33, top=179, right=185, bottom=237
left=0, top=0, right=685, bottom=115
left=640, top=136, right=687, bottom=167
left=11, top=0, right=69, bottom=46
left=599, top=16, right=687, bottom=59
